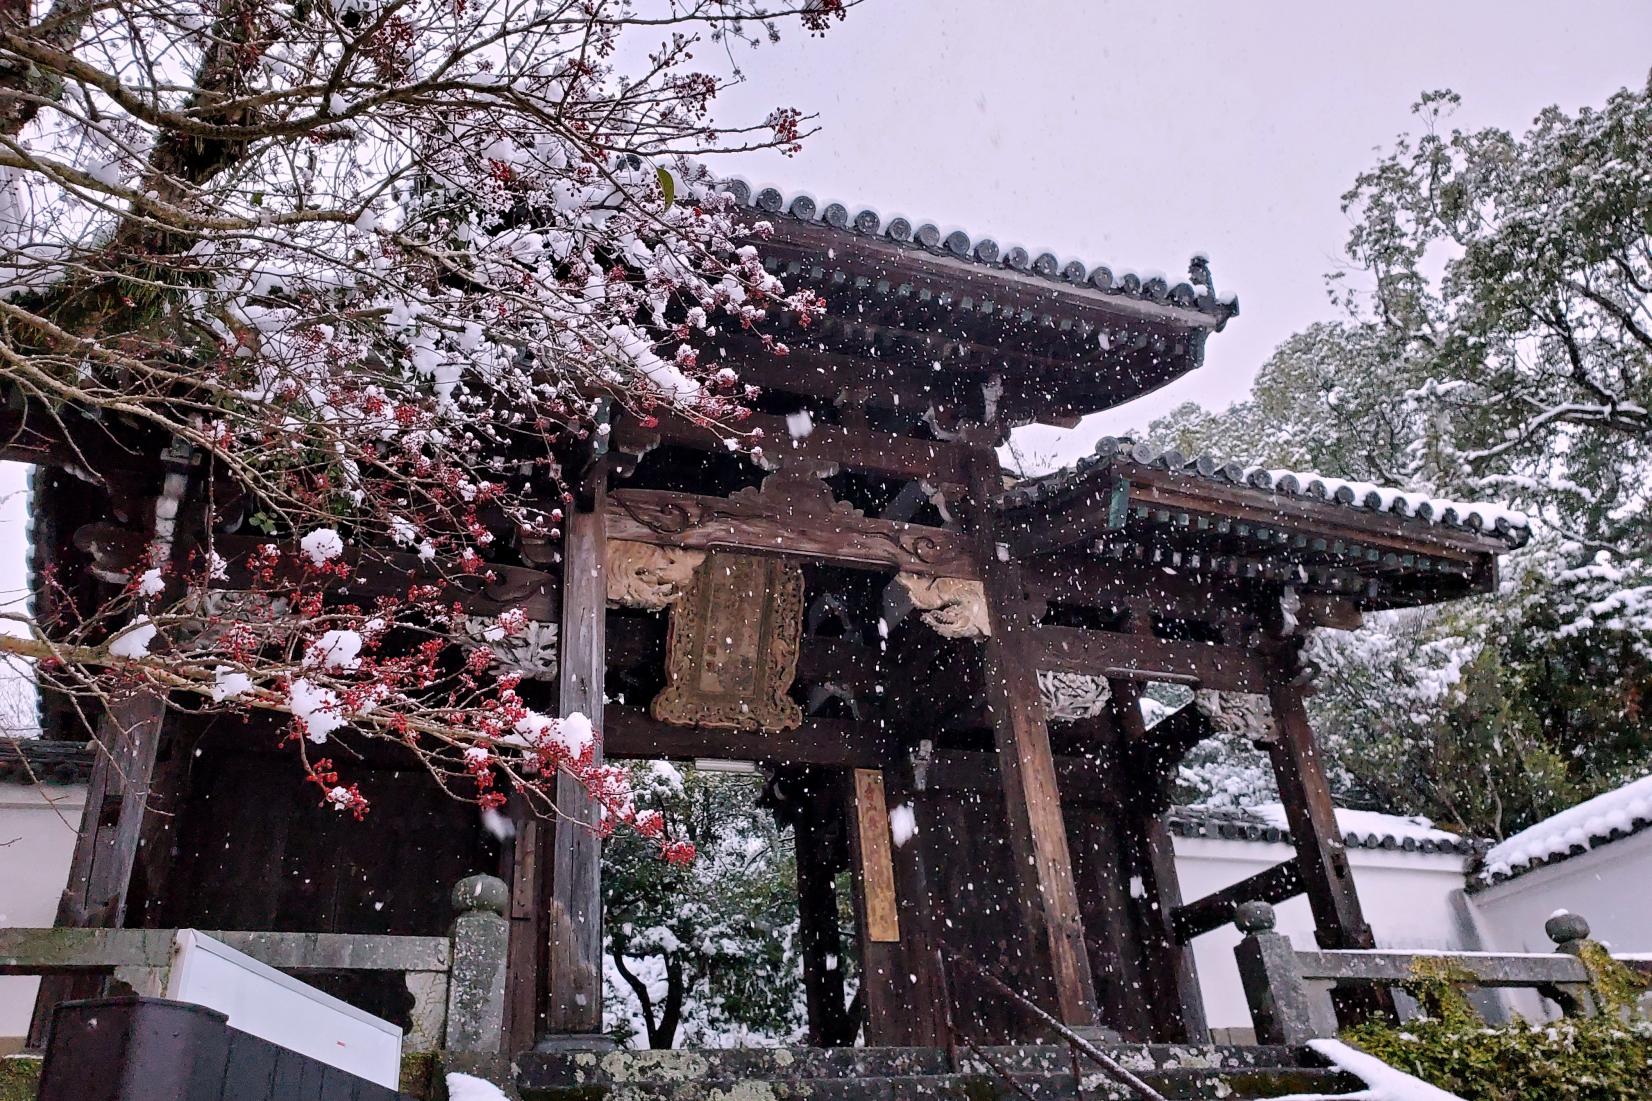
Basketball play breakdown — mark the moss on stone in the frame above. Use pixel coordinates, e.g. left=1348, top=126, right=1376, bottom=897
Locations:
left=0, top=1056, right=42, bottom=1101
left=400, top=1050, right=437, bottom=1099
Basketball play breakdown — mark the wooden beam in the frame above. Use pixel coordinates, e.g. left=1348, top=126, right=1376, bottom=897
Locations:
left=543, top=473, right=608, bottom=1039
left=612, top=409, right=968, bottom=485
left=1171, top=860, right=1305, bottom=944
left=601, top=706, right=887, bottom=768
left=607, top=487, right=978, bottom=580
left=1032, top=625, right=1268, bottom=692
left=965, top=446, right=1099, bottom=1029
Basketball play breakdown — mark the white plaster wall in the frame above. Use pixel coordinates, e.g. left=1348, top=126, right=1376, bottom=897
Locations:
left=1467, top=831, right=1652, bottom=957
left=1172, top=836, right=1477, bottom=1035
left=0, top=782, right=84, bottom=1047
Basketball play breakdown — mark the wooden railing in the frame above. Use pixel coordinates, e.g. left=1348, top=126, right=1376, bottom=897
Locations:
left=1232, top=902, right=1652, bottom=1045
left=0, top=874, right=508, bottom=1054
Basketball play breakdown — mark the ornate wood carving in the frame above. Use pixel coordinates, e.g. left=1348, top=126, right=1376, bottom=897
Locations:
left=1193, top=690, right=1277, bottom=744
left=606, top=540, right=706, bottom=610
left=1039, top=672, right=1113, bottom=722
left=607, top=470, right=978, bottom=579
left=462, top=616, right=560, bottom=680
left=894, top=574, right=990, bottom=638
left=651, top=550, right=805, bottom=731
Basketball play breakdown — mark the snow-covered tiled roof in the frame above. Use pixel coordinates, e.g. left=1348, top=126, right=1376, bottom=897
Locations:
left=719, top=178, right=1237, bottom=325
left=1478, top=773, right=1652, bottom=886
left=1003, top=437, right=1531, bottom=548
left=1166, top=803, right=1484, bottom=856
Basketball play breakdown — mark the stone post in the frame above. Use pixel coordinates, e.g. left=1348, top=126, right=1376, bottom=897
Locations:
left=1232, top=902, right=1315, bottom=1046
left=1543, top=911, right=1597, bottom=1018
left=446, top=875, right=511, bottom=1053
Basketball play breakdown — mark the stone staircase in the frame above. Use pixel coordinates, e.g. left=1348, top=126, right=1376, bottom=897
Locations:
left=510, top=1045, right=1369, bottom=1101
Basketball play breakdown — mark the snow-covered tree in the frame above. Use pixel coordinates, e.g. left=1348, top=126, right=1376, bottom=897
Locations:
left=1156, top=76, right=1652, bottom=836
left=602, top=763, right=804, bottom=1047
left=0, top=0, right=848, bottom=843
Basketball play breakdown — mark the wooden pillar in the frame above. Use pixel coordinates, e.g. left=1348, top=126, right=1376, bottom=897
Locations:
left=1264, top=647, right=1397, bottom=1024
left=963, top=447, right=1099, bottom=1029
left=883, top=775, right=950, bottom=1049
left=845, top=767, right=903, bottom=1044
left=793, top=775, right=854, bottom=1046
left=1107, top=679, right=1208, bottom=1042
left=32, top=451, right=195, bottom=1046
left=1061, top=717, right=1153, bottom=1040
left=542, top=471, right=609, bottom=1042
left=502, top=796, right=546, bottom=1052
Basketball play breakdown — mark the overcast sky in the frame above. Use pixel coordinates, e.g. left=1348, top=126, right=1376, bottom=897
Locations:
left=713, top=0, right=1652, bottom=469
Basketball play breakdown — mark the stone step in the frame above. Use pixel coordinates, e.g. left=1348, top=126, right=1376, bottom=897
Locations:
left=516, top=1044, right=1318, bottom=1093
left=957, top=1044, right=1315, bottom=1077
left=516, top=1066, right=1368, bottom=1101
left=515, top=1048, right=953, bottom=1094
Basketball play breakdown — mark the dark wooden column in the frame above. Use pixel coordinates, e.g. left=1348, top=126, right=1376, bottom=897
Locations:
left=793, top=775, right=854, bottom=1046
left=503, top=792, right=546, bottom=1052
left=542, top=471, right=610, bottom=1043
left=31, top=450, right=196, bottom=1046
left=1061, top=717, right=1153, bottom=1040
left=1107, top=679, right=1208, bottom=1042
left=883, top=773, right=950, bottom=1048
left=1264, top=645, right=1397, bottom=1024
left=963, top=447, right=1099, bottom=1029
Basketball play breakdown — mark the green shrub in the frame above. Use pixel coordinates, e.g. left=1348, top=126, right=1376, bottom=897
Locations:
left=1343, top=951, right=1652, bottom=1100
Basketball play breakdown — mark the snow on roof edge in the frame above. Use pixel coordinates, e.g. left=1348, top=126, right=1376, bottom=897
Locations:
left=1479, top=772, right=1652, bottom=885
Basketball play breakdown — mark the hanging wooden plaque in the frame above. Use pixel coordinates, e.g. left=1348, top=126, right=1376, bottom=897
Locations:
left=651, top=550, right=805, bottom=731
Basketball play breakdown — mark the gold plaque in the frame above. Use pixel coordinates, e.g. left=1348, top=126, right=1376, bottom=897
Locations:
left=651, top=551, right=804, bottom=731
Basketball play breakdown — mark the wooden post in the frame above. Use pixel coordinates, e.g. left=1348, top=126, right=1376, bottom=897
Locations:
left=502, top=799, right=545, bottom=1053
left=845, top=766, right=904, bottom=1044
left=1062, top=717, right=1153, bottom=1040
left=32, top=447, right=196, bottom=1046
left=963, top=447, right=1099, bottom=1029
left=1107, top=679, right=1208, bottom=1042
left=883, top=776, right=950, bottom=1049
left=1264, top=644, right=1397, bottom=1025
left=542, top=470, right=609, bottom=1043
left=793, top=776, right=853, bottom=1046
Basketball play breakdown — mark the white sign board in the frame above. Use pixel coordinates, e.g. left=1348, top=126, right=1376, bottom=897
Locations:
left=166, top=930, right=403, bottom=1088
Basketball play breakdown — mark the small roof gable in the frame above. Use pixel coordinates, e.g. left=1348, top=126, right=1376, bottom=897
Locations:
left=997, top=438, right=1526, bottom=610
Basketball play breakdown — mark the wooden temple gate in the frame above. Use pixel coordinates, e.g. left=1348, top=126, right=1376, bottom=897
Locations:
left=17, top=183, right=1523, bottom=1054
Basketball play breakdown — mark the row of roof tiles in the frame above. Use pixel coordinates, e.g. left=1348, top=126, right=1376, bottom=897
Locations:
left=719, top=178, right=1237, bottom=323
left=1165, top=805, right=1486, bottom=856
left=1003, top=437, right=1531, bottom=547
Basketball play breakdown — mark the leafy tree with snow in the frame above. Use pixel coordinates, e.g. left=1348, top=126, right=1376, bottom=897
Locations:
left=1157, top=76, right=1652, bottom=836
left=602, top=763, right=803, bottom=1048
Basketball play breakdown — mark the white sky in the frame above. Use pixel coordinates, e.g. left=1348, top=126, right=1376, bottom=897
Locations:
left=713, top=0, right=1652, bottom=469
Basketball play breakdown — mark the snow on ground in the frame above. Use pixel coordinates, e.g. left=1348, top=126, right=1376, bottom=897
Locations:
left=446, top=1073, right=510, bottom=1101
left=1482, top=771, right=1652, bottom=880
left=1249, top=803, right=1462, bottom=845
left=1276, top=1039, right=1465, bottom=1101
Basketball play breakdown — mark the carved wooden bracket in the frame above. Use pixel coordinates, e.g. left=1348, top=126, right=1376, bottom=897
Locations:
left=606, top=540, right=706, bottom=610
left=892, top=574, right=991, bottom=638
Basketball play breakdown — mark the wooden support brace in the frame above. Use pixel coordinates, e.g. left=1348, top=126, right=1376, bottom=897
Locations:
left=1264, top=651, right=1397, bottom=1027
left=1171, top=859, right=1305, bottom=944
